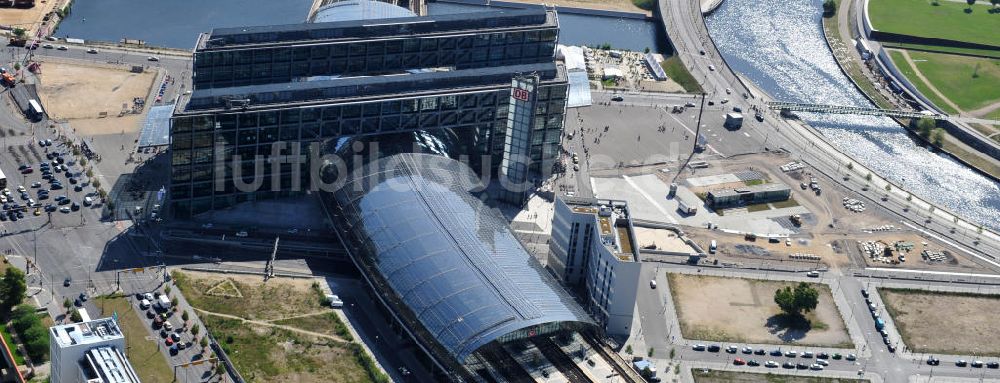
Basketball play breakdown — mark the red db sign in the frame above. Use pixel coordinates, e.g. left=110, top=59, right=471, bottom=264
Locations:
left=513, top=88, right=529, bottom=101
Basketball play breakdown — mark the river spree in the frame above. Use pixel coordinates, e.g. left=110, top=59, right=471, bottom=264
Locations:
left=55, top=0, right=314, bottom=49
left=706, top=0, right=1000, bottom=229
left=55, top=0, right=665, bottom=53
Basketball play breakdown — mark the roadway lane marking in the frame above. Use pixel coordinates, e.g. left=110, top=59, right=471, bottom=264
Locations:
left=900, top=220, right=1000, bottom=269
left=867, top=267, right=1000, bottom=279
left=667, top=114, right=722, bottom=156
left=622, top=175, right=677, bottom=224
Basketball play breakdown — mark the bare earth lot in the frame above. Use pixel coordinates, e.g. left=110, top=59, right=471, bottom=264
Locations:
left=173, top=271, right=382, bottom=383
left=692, top=369, right=867, bottom=383
left=37, top=61, right=155, bottom=123
left=880, top=288, right=1000, bottom=356
left=668, top=273, right=851, bottom=347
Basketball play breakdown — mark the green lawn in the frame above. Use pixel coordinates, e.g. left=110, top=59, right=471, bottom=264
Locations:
left=205, top=316, right=375, bottom=383
left=869, top=0, right=1000, bottom=48
left=908, top=50, right=1000, bottom=112
left=884, top=41, right=1000, bottom=59
left=0, top=325, right=25, bottom=365
left=95, top=297, right=174, bottom=383
left=660, top=55, right=703, bottom=93
left=886, top=50, right=959, bottom=114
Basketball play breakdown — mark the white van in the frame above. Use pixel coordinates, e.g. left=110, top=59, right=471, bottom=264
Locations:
left=709, top=240, right=718, bottom=254
left=83, top=196, right=93, bottom=206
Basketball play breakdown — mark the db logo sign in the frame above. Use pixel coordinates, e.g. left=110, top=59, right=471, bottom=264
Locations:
left=513, top=88, right=530, bottom=101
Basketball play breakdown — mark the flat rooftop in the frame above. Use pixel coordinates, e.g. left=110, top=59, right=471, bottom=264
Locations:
left=708, top=182, right=791, bottom=198
left=82, top=346, right=141, bottom=383
left=196, top=8, right=556, bottom=50
left=176, top=62, right=566, bottom=114
left=50, top=317, right=123, bottom=348
left=567, top=198, right=637, bottom=261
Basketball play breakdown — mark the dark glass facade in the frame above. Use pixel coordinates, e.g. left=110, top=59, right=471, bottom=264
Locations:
left=193, top=10, right=558, bottom=89
left=170, top=8, right=568, bottom=218
left=169, top=75, right=567, bottom=218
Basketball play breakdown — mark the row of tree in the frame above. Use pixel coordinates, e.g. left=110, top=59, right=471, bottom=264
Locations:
left=1, top=267, right=48, bottom=362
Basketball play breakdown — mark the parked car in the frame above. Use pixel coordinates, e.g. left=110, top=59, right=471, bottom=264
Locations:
left=140, top=299, right=151, bottom=309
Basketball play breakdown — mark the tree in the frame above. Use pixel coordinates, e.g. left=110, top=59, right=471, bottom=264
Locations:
left=885, top=184, right=892, bottom=192
left=823, top=0, right=837, bottom=16
left=625, top=344, right=633, bottom=354
left=70, top=309, right=82, bottom=323
left=11, top=28, right=25, bottom=39
left=932, top=129, right=944, bottom=146
left=200, top=336, right=209, bottom=350
left=63, top=298, right=72, bottom=310
left=916, top=118, right=935, bottom=138
left=967, top=0, right=976, bottom=10
left=191, top=323, right=200, bottom=336
left=0, top=268, right=27, bottom=312
left=774, top=282, right=819, bottom=317
left=181, top=310, right=189, bottom=322
left=866, top=173, right=873, bottom=182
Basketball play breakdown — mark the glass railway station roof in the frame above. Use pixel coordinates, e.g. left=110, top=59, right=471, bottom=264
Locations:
left=331, top=153, right=594, bottom=362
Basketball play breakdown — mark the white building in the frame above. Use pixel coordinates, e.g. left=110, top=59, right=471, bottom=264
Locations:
left=49, top=317, right=140, bottom=383
left=548, top=197, right=641, bottom=336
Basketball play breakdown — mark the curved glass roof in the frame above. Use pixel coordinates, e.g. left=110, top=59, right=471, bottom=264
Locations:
left=331, top=153, right=593, bottom=362
left=310, top=0, right=416, bottom=23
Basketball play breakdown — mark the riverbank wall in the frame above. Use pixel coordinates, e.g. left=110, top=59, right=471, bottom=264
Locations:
left=820, top=0, right=1000, bottom=182
left=685, top=0, right=1000, bottom=248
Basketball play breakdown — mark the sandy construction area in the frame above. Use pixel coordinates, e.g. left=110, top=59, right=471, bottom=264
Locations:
left=881, top=288, right=1000, bottom=356
left=0, top=0, right=62, bottom=36
left=669, top=273, right=851, bottom=347
left=37, top=61, right=155, bottom=121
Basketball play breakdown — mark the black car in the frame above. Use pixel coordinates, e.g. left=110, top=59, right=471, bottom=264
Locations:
left=74, top=185, right=84, bottom=192
left=74, top=298, right=82, bottom=307
left=68, top=177, right=77, bottom=185
left=972, top=361, right=984, bottom=368
left=782, top=362, right=794, bottom=369
left=754, top=348, right=766, bottom=355
left=58, top=198, right=71, bottom=205
left=957, top=360, right=968, bottom=367
left=861, top=289, right=869, bottom=298
left=51, top=183, right=63, bottom=190
left=160, top=330, right=168, bottom=339
left=988, top=362, right=999, bottom=369
left=707, top=345, right=721, bottom=352
left=146, top=310, right=156, bottom=319
left=795, top=363, right=808, bottom=370
left=746, top=360, right=760, bottom=367
left=817, top=352, right=829, bottom=359
left=44, top=204, right=56, bottom=212
left=770, top=349, right=783, bottom=356
left=927, top=357, right=940, bottom=365
left=63, top=277, right=71, bottom=286
left=71, top=202, right=80, bottom=211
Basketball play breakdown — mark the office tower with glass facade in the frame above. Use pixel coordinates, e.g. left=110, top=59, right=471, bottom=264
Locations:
left=169, top=6, right=568, bottom=217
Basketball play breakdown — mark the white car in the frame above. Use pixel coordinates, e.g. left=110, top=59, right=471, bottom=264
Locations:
left=708, top=65, right=716, bottom=71
left=42, top=44, right=53, bottom=49
left=147, top=56, right=159, bottom=62
left=86, top=48, right=98, bottom=54
left=143, top=293, right=154, bottom=301
left=235, top=231, right=249, bottom=237
left=807, top=271, right=820, bottom=278
left=139, top=299, right=151, bottom=309
left=56, top=46, right=68, bottom=51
